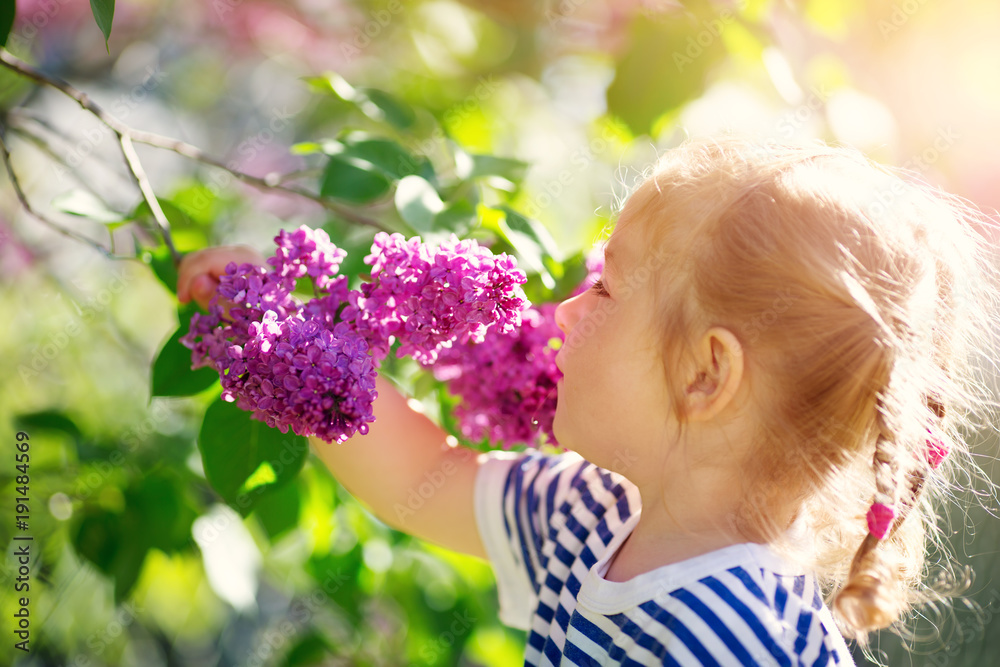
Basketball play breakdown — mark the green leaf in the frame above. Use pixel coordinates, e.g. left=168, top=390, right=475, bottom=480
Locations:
left=169, top=182, right=220, bottom=226
left=467, top=154, right=529, bottom=184
left=500, top=206, right=561, bottom=258
left=307, top=73, right=415, bottom=129
left=282, top=632, right=336, bottom=666
left=0, top=0, right=16, bottom=48
left=151, top=304, right=219, bottom=398
left=320, top=220, right=377, bottom=283
left=362, top=88, right=416, bottom=129
left=433, top=200, right=477, bottom=236
left=335, top=135, right=424, bottom=180
left=494, top=206, right=560, bottom=289
left=395, top=175, right=444, bottom=233
left=143, top=245, right=179, bottom=293
left=254, top=479, right=301, bottom=542
left=89, top=0, right=114, bottom=48
left=74, top=509, right=149, bottom=602
left=14, top=410, right=82, bottom=442
left=134, top=473, right=198, bottom=554
left=606, top=15, right=722, bottom=136
left=549, top=251, right=590, bottom=302
left=72, top=472, right=197, bottom=602
left=197, top=398, right=309, bottom=515
left=320, top=154, right=392, bottom=203
left=132, top=197, right=194, bottom=230
left=52, top=190, right=127, bottom=225
left=290, top=141, right=324, bottom=155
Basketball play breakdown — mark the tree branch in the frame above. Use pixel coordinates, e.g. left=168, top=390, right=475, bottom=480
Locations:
left=0, top=49, right=181, bottom=264
left=0, top=124, right=119, bottom=258
left=124, top=127, right=388, bottom=230
left=119, top=133, right=178, bottom=258
left=0, top=48, right=390, bottom=234
left=5, top=120, right=111, bottom=200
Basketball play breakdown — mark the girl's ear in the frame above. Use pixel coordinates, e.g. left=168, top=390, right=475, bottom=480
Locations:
left=683, top=327, right=744, bottom=422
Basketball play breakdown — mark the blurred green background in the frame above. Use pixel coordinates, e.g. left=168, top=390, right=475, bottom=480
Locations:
left=1, top=0, right=1000, bottom=665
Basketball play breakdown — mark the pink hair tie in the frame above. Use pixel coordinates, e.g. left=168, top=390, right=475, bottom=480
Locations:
left=866, top=503, right=896, bottom=539
left=926, top=436, right=950, bottom=469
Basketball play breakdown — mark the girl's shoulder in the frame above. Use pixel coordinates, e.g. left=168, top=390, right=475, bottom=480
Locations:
left=479, top=448, right=640, bottom=524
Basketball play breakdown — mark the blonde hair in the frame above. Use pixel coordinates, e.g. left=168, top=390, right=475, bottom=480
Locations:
left=625, top=136, right=998, bottom=642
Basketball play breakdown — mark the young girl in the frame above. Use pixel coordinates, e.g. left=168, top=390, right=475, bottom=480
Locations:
left=178, top=136, right=996, bottom=665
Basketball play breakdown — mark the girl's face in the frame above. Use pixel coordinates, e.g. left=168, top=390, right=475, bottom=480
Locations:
left=553, top=217, right=674, bottom=473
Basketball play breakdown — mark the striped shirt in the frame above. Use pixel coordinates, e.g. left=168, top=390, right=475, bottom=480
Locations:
left=474, top=450, right=855, bottom=666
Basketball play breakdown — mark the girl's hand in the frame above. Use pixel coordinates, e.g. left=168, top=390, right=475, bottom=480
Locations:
left=176, top=245, right=265, bottom=309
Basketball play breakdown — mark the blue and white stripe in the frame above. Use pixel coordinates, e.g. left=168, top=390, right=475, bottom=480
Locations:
left=475, top=450, right=855, bottom=666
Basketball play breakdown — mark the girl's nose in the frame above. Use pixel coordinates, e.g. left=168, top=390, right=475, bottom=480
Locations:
left=555, top=294, right=585, bottom=336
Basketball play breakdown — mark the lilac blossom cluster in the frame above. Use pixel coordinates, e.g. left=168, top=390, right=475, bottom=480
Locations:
left=182, top=226, right=527, bottom=444
left=431, top=248, right=604, bottom=449
left=433, top=303, right=563, bottom=448
left=344, top=233, right=527, bottom=364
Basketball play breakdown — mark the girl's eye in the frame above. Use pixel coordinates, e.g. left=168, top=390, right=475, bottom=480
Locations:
left=591, top=279, right=610, bottom=297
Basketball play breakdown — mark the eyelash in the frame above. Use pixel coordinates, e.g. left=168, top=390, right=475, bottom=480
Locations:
left=591, top=279, right=610, bottom=297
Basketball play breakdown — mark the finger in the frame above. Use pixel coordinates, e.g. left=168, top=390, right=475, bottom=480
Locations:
left=176, top=250, right=207, bottom=303
left=177, top=245, right=267, bottom=304
left=190, top=274, right=219, bottom=310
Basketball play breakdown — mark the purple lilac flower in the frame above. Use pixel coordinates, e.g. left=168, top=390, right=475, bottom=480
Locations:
left=343, top=232, right=528, bottom=365
left=429, top=247, right=605, bottom=449
left=182, top=226, right=375, bottom=444
left=182, top=225, right=528, bottom=444
left=432, top=303, right=563, bottom=449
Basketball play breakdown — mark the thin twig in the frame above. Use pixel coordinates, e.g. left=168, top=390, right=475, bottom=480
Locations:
left=125, top=127, right=387, bottom=230
left=6, top=121, right=113, bottom=199
left=0, top=49, right=182, bottom=264
left=272, top=167, right=323, bottom=184
left=0, top=48, right=389, bottom=233
left=119, top=133, right=177, bottom=256
left=0, top=125, right=117, bottom=258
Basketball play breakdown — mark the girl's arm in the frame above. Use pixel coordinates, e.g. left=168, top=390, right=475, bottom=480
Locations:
left=310, top=376, right=486, bottom=558
left=177, top=246, right=488, bottom=559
